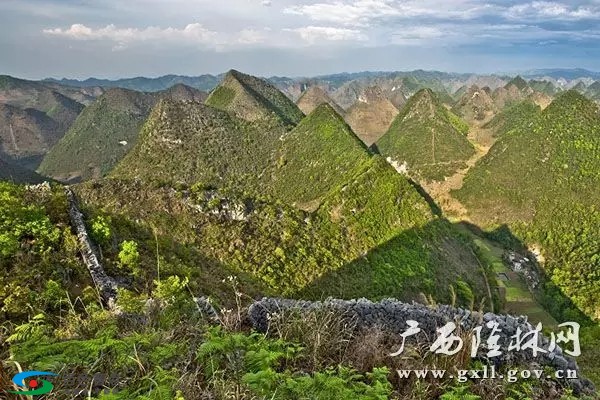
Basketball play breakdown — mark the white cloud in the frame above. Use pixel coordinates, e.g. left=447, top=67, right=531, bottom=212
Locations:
left=37, top=1, right=600, bottom=52
left=237, top=28, right=269, bottom=44
left=43, top=23, right=218, bottom=46
left=284, top=0, right=402, bottom=26
left=505, top=1, right=600, bottom=20
left=285, top=26, right=368, bottom=43
left=284, top=0, right=497, bottom=26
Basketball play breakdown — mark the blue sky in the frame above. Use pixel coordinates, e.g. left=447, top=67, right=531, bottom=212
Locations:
left=0, top=0, right=599, bottom=79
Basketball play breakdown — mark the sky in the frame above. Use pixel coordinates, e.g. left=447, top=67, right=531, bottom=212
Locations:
left=0, top=0, right=599, bottom=79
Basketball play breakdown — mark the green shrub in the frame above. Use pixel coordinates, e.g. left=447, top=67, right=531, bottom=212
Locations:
left=91, top=215, right=112, bottom=245
left=119, top=240, right=141, bottom=277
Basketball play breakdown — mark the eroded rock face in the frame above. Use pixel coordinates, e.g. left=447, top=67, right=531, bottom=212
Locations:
left=249, top=297, right=595, bottom=394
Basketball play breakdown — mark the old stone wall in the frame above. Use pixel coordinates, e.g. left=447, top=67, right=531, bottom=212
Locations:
left=249, top=297, right=595, bottom=394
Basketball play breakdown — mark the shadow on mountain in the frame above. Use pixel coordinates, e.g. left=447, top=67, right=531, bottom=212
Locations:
left=368, top=143, right=380, bottom=154
left=235, top=74, right=299, bottom=126
left=295, top=219, right=487, bottom=308
left=4, top=154, right=45, bottom=171
left=459, top=221, right=526, bottom=251
left=408, top=179, right=443, bottom=217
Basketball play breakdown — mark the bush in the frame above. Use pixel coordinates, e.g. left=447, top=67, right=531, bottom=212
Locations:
left=118, top=240, right=141, bottom=277
left=91, top=215, right=112, bottom=245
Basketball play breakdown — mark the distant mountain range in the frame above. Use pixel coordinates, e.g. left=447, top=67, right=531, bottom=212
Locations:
left=41, top=68, right=600, bottom=93
left=44, top=74, right=221, bottom=92
left=520, top=68, right=600, bottom=80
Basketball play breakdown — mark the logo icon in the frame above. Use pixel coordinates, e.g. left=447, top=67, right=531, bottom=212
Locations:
left=9, top=371, right=57, bottom=395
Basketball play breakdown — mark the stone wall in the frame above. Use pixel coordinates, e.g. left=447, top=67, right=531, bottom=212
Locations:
left=66, top=188, right=118, bottom=308
left=249, top=297, right=595, bottom=394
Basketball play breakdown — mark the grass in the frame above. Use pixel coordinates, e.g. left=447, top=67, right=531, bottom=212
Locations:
left=205, top=86, right=236, bottom=109
left=483, top=100, right=541, bottom=137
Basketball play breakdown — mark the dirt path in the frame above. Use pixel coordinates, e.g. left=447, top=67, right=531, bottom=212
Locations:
left=421, top=123, right=496, bottom=221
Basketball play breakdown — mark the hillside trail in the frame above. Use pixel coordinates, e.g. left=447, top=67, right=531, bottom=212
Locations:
left=421, top=121, right=496, bottom=221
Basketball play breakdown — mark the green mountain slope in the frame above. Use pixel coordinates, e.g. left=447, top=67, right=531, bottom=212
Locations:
left=0, top=178, right=595, bottom=400
left=76, top=157, right=488, bottom=304
left=269, top=104, right=370, bottom=209
left=377, top=89, right=475, bottom=181
left=111, top=99, right=284, bottom=190
left=455, top=91, right=600, bottom=319
left=506, top=76, right=528, bottom=90
left=528, top=80, right=558, bottom=96
left=38, top=88, right=157, bottom=182
left=483, top=100, right=542, bottom=137
left=206, top=70, right=304, bottom=126
left=77, top=73, right=491, bottom=307
left=38, top=86, right=207, bottom=183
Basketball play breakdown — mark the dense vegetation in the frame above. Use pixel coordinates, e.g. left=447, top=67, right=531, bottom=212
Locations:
left=528, top=80, right=559, bottom=96
left=483, top=100, right=542, bottom=137
left=3, top=71, right=600, bottom=398
left=111, top=100, right=286, bottom=191
left=269, top=104, right=371, bottom=209
left=206, top=70, right=304, bottom=126
left=38, top=86, right=206, bottom=182
left=506, top=76, right=529, bottom=91
left=76, top=161, right=488, bottom=304
left=377, top=89, right=475, bottom=181
left=455, top=91, right=600, bottom=320
left=3, top=181, right=585, bottom=399
left=38, top=89, right=158, bottom=182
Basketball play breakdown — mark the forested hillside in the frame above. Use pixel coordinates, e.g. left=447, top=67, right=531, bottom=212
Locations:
left=377, top=89, right=475, bottom=181
left=456, top=91, right=600, bottom=319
